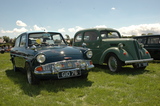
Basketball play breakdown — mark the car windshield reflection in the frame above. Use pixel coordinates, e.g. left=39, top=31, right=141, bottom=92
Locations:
left=28, top=33, right=66, bottom=47
left=100, top=31, right=120, bottom=39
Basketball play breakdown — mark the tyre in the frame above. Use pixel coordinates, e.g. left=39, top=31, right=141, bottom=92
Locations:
left=13, top=64, right=18, bottom=72
left=12, top=59, right=18, bottom=72
left=26, top=63, right=39, bottom=85
left=80, top=73, right=88, bottom=79
left=107, top=54, right=122, bottom=72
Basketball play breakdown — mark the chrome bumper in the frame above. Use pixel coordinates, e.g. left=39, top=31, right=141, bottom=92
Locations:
left=34, top=60, right=94, bottom=75
left=125, top=58, right=153, bottom=64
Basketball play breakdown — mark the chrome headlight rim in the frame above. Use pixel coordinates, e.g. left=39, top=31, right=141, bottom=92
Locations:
left=36, top=54, right=46, bottom=63
left=118, top=43, right=124, bottom=49
left=86, top=50, right=93, bottom=59
left=139, top=43, right=144, bottom=48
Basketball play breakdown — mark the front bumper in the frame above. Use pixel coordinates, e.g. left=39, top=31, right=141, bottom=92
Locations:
left=34, top=60, right=94, bottom=75
left=125, top=58, right=153, bottom=64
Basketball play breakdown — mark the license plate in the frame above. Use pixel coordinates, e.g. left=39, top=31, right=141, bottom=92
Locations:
left=136, top=63, right=148, bottom=67
left=58, top=70, right=81, bottom=79
left=142, top=62, right=148, bottom=66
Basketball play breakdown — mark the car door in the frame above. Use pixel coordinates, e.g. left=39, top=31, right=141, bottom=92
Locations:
left=82, top=31, right=101, bottom=64
left=73, top=32, right=83, bottom=47
left=13, top=34, right=27, bottom=69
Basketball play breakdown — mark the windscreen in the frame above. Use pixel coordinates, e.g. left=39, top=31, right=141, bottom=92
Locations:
left=28, top=33, right=66, bottom=46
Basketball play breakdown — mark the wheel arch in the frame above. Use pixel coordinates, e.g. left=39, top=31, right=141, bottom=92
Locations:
left=99, top=47, right=124, bottom=65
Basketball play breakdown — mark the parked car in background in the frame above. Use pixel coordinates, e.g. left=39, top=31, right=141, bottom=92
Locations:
left=133, top=35, right=160, bottom=60
left=10, top=31, right=94, bottom=84
left=73, top=28, right=153, bottom=72
left=0, top=46, right=5, bottom=54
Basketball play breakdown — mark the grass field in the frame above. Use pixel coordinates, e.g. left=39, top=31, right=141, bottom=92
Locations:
left=0, top=53, right=160, bottom=106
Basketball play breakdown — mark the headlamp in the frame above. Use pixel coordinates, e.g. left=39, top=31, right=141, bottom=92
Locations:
left=86, top=50, right=93, bottom=58
left=118, top=43, right=124, bottom=49
left=37, top=54, right=46, bottom=63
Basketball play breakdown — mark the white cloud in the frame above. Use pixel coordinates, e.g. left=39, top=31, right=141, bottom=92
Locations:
left=111, top=7, right=116, bottom=10
left=1, top=27, right=28, bottom=33
left=68, top=26, right=84, bottom=32
left=58, top=28, right=66, bottom=32
left=68, top=28, right=75, bottom=32
left=94, top=25, right=107, bottom=28
left=33, top=25, right=46, bottom=31
left=118, top=23, right=160, bottom=36
left=16, top=20, right=27, bottom=27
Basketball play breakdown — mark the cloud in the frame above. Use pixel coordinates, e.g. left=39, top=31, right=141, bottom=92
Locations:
left=33, top=25, right=46, bottom=31
left=16, top=20, right=27, bottom=27
left=118, top=23, right=160, bottom=36
left=1, top=27, right=28, bottom=33
left=111, top=7, right=116, bottom=10
left=68, top=26, right=84, bottom=32
left=58, top=28, right=66, bottom=32
left=94, top=25, right=107, bottom=28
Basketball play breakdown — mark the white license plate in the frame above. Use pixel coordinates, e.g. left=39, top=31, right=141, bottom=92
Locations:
left=58, top=70, right=81, bottom=79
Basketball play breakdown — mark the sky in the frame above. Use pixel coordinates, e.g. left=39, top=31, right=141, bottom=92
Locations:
left=0, top=0, right=160, bottom=38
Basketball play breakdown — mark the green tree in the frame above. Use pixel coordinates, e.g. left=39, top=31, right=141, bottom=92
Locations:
left=3, top=36, right=10, bottom=43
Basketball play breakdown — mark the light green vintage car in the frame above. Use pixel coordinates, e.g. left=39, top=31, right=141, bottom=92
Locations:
left=73, top=28, right=153, bottom=72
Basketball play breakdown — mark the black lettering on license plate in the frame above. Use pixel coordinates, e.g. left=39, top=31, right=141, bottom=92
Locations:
left=58, top=70, right=81, bottom=79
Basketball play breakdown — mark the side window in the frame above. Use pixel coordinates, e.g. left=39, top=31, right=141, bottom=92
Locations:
left=75, top=33, right=83, bottom=42
left=100, top=31, right=120, bottom=39
left=148, top=37, right=160, bottom=44
left=84, top=31, right=98, bottom=41
left=20, top=34, right=26, bottom=47
left=15, top=37, right=20, bottom=47
left=137, top=38, right=147, bottom=44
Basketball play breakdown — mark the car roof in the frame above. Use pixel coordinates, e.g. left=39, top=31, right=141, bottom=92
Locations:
left=22, top=31, right=61, bottom=35
left=76, top=28, right=118, bottom=33
left=134, top=35, right=160, bottom=38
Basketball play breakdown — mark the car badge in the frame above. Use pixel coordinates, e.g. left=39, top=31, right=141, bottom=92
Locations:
left=64, top=57, right=72, bottom=60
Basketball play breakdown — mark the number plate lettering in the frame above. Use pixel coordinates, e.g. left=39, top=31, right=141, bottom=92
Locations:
left=58, top=70, right=81, bottom=79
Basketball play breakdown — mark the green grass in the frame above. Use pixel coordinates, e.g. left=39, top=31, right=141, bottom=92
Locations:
left=0, top=53, right=160, bottom=106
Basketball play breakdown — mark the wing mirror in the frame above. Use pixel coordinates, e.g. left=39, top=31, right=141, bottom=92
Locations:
left=82, top=43, right=87, bottom=48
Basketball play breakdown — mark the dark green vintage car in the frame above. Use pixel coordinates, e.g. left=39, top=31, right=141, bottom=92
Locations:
left=73, top=28, right=153, bottom=72
left=10, top=31, right=94, bottom=84
left=133, top=35, right=160, bottom=60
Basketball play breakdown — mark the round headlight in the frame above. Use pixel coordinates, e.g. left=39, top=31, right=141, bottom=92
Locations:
left=86, top=50, right=93, bottom=58
left=118, top=43, right=123, bottom=49
left=37, top=54, right=46, bottom=63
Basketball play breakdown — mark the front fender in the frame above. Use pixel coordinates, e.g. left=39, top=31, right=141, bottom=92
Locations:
left=99, top=47, right=133, bottom=64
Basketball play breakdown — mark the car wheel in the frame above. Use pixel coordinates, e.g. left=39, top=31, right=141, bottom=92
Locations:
left=80, top=73, right=88, bottom=79
left=26, top=63, right=39, bottom=85
left=13, top=64, right=18, bottom=72
left=12, top=59, right=18, bottom=72
left=107, top=54, right=122, bottom=72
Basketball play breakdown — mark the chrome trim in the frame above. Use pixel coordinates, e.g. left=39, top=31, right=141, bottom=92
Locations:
left=125, top=58, right=153, bottom=64
left=34, top=60, right=94, bottom=75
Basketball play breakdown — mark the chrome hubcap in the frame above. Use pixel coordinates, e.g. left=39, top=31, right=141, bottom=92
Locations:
left=108, top=56, right=117, bottom=72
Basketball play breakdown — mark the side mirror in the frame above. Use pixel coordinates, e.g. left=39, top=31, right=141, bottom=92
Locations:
left=31, top=45, right=37, bottom=50
left=82, top=43, right=87, bottom=48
